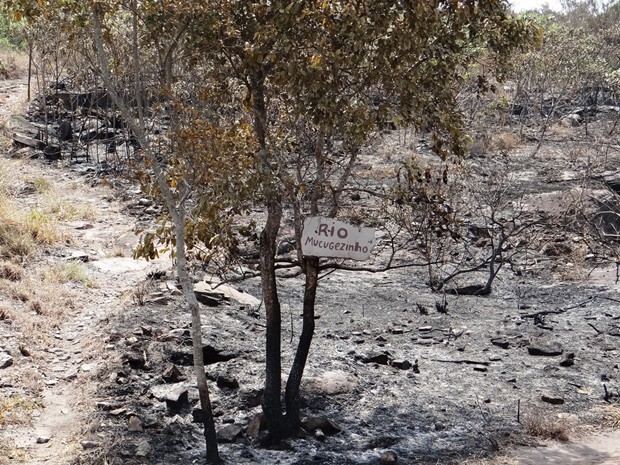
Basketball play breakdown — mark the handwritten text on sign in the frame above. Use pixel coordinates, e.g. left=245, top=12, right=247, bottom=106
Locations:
left=301, top=217, right=376, bottom=261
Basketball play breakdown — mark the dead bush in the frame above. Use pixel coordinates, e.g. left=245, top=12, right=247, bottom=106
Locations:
left=0, top=305, right=11, bottom=321
left=602, top=405, right=620, bottom=428
left=0, top=261, right=22, bottom=281
left=0, top=51, right=28, bottom=80
left=29, top=300, right=43, bottom=315
left=524, top=415, right=570, bottom=442
left=492, top=131, right=520, bottom=150
left=132, top=277, right=156, bottom=306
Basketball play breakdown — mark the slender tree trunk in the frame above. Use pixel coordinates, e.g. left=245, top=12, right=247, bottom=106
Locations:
left=285, top=256, right=319, bottom=431
left=174, top=216, right=220, bottom=464
left=27, top=43, right=32, bottom=101
left=91, top=7, right=220, bottom=461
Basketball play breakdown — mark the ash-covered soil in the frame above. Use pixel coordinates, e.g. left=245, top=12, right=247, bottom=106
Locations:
left=79, top=133, right=620, bottom=465
left=2, top=74, right=619, bottom=464
left=85, top=262, right=619, bottom=465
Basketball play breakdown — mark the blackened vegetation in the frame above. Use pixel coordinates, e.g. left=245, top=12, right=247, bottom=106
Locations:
left=10, top=83, right=142, bottom=171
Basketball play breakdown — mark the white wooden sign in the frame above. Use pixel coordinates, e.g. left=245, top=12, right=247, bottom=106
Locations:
left=301, top=216, right=375, bottom=261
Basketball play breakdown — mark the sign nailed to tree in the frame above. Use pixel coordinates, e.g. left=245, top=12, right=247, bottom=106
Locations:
left=301, top=217, right=376, bottom=261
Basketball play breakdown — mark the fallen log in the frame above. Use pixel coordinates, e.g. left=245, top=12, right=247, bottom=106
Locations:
left=11, top=132, right=44, bottom=149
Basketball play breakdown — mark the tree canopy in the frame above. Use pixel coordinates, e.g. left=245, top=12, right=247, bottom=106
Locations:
left=1, top=0, right=541, bottom=458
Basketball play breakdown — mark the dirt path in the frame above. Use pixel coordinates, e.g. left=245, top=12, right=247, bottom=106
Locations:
left=0, top=77, right=167, bottom=464
left=471, top=429, right=620, bottom=465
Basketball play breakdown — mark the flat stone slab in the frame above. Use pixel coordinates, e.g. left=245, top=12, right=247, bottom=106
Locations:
left=90, top=257, right=150, bottom=274
left=149, top=384, right=190, bottom=403
left=528, top=338, right=563, bottom=356
left=303, top=370, right=358, bottom=396
left=195, top=281, right=260, bottom=306
left=0, top=353, right=14, bottom=369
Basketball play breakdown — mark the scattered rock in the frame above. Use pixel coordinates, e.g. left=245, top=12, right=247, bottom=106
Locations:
left=65, top=221, right=94, bottom=230
left=149, top=384, right=190, bottom=414
left=96, top=401, right=116, bottom=411
left=204, top=281, right=261, bottom=307
left=528, top=338, right=563, bottom=356
left=246, top=413, right=265, bottom=439
left=239, top=389, right=263, bottom=409
left=169, top=345, right=237, bottom=366
left=300, top=415, right=341, bottom=435
left=194, top=282, right=227, bottom=307
left=560, top=353, right=575, bottom=367
left=135, top=439, right=152, bottom=458
left=36, top=435, right=51, bottom=444
left=380, top=450, right=398, bottom=464
left=162, top=364, right=184, bottom=383
left=491, top=338, right=510, bottom=349
left=216, top=373, right=240, bottom=389
left=63, top=250, right=90, bottom=262
left=148, top=296, right=171, bottom=306
left=445, top=284, right=489, bottom=296
left=81, top=440, right=101, bottom=449
left=390, top=359, right=412, bottom=370
left=81, top=363, right=97, bottom=373
left=128, top=415, right=144, bottom=432
left=123, top=351, right=147, bottom=369
left=360, top=352, right=392, bottom=366
left=541, top=392, right=565, bottom=405
left=18, top=345, right=31, bottom=357
left=559, top=113, right=582, bottom=127
left=217, top=424, right=243, bottom=443
left=0, top=353, right=14, bottom=369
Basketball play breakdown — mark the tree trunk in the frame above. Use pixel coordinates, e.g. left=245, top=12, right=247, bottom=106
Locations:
left=248, top=68, right=288, bottom=441
left=174, top=214, right=220, bottom=464
left=260, top=201, right=288, bottom=440
left=285, top=256, right=319, bottom=432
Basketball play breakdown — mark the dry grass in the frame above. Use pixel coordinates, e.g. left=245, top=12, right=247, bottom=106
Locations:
left=0, top=50, right=28, bottom=79
left=26, top=176, right=52, bottom=193
left=549, top=122, right=576, bottom=138
left=0, top=304, right=12, bottom=320
left=524, top=414, right=570, bottom=442
left=0, top=443, right=26, bottom=465
left=492, top=131, right=521, bottom=151
left=0, top=394, right=42, bottom=426
left=602, top=405, right=620, bottom=429
left=42, top=262, right=94, bottom=288
left=0, top=266, right=76, bottom=338
left=25, top=210, right=63, bottom=244
left=0, top=198, right=63, bottom=258
left=42, top=193, right=97, bottom=221
left=0, top=260, right=22, bottom=281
